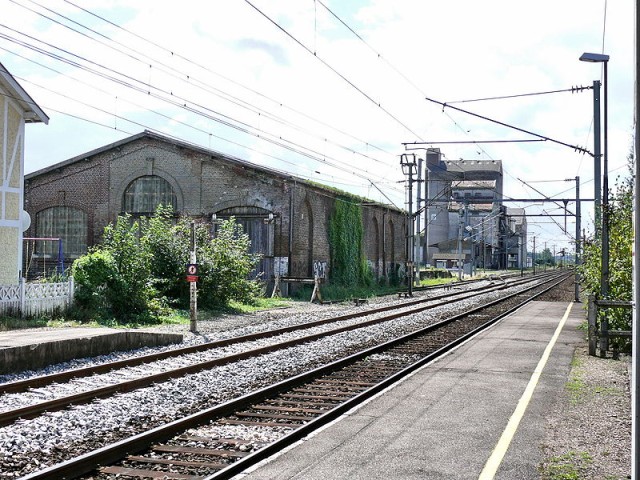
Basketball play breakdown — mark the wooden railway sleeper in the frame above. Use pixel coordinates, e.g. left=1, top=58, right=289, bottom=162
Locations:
left=262, top=398, right=340, bottom=408
left=100, top=466, right=205, bottom=479
left=219, top=418, right=302, bottom=427
left=127, top=455, right=226, bottom=469
left=235, top=411, right=313, bottom=421
left=152, top=445, right=250, bottom=458
left=252, top=404, right=329, bottom=414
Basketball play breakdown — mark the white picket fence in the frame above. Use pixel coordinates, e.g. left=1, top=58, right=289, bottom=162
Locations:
left=0, top=278, right=74, bottom=317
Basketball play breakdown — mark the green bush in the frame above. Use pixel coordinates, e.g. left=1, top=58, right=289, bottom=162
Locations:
left=197, top=217, right=262, bottom=307
left=70, top=208, right=263, bottom=323
left=143, top=206, right=189, bottom=306
left=71, top=249, right=117, bottom=318
left=578, top=155, right=633, bottom=350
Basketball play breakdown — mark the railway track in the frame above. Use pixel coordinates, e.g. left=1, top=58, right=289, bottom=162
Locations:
left=15, top=271, right=571, bottom=480
left=0, top=272, right=559, bottom=428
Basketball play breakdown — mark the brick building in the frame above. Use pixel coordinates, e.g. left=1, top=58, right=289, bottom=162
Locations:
left=23, top=131, right=406, bottom=288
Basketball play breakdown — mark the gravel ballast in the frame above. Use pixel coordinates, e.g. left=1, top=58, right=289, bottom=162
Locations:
left=0, top=276, right=631, bottom=479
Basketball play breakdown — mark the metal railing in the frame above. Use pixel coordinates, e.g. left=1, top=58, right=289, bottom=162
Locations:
left=587, top=295, right=632, bottom=357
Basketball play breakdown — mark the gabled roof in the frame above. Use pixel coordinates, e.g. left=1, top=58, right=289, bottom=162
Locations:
left=25, top=129, right=402, bottom=212
left=25, top=130, right=309, bottom=182
left=0, top=62, right=48, bottom=124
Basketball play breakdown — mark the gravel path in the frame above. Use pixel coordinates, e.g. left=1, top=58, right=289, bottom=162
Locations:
left=540, top=346, right=631, bottom=479
left=538, top=278, right=632, bottom=479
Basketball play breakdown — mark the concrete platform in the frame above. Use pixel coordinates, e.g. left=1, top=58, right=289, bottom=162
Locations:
left=238, top=301, right=584, bottom=480
left=0, top=328, right=183, bottom=375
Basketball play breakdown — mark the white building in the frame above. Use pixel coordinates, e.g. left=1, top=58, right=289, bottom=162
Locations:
left=0, top=62, right=48, bottom=284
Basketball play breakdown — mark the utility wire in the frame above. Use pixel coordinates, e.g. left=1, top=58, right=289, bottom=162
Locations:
left=517, top=177, right=575, bottom=216
left=243, top=0, right=424, bottom=141
left=445, top=85, right=592, bottom=104
left=426, top=96, right=593, bottom=156
left=60, top=0, right=395, bottom=160
left=0, top=30, right=401, bottom=195
left=14, top=0, right=395, bottom=174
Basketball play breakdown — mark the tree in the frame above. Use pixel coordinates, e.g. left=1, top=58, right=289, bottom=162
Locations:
left=72, top=208, right=263, bottom=323
left=536, top=248, right=556, bottom=267
left=579, top=154, right=633, bottom=347
left=73, top=214, right=160, bottom=323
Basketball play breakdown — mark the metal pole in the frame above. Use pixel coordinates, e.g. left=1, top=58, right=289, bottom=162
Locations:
left=533, top=236, right=536, bottom=275
left=593, top=80, right=603, bottom=241
left=189, top=221, right=197, bottom=333
left=520, top=234, right=524, bottom=276
left=601, top=62, right=610, bottom=352
left=457, top=209, right=463, bottom=281
left=415, top=157, right=423, bottom=286
left=602, top=63, right=610, bottom=298
left=632, top=7, right=640, bottom=474
left=575, top=177, right=581, bottom=302
left=408, top=170, right=414, bottom=295
left=425, top=160, right=430, bottom=267
left=469, top=228, right=475, bottom=278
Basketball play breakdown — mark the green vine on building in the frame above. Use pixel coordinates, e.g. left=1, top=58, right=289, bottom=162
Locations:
left=328, top=198, right=371, bottom=287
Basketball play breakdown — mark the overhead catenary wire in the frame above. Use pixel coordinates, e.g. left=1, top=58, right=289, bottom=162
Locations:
left=57, top=0, right=395, bottom=160
left=12, top=0, right=397, bottom=174
left=243, top=0, right=425, bottom=141
left=0, top=28, right=403, bottom=199
left=444, top=85, right=593, bottom=104
left=425, top=96, right=593, bottom=156
left=4, top=0, right=403, bottom=206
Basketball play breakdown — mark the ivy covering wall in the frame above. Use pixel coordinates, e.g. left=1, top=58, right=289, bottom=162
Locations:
left=328, top=198, right=370, bottom=286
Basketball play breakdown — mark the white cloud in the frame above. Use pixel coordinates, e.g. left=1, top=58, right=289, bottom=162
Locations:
left=1, top=0, right=633, bottom=250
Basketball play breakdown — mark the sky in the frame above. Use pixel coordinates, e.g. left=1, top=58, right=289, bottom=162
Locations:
left=0, top=0, right=635, bottom=255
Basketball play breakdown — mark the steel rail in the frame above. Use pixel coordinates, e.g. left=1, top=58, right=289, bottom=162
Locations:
left=204, top=272, right=571, bottom=480
left=0, top=275, right=558, bottom=427
left=19, top=273, right=571, bottom=480
left=0, top=274, right=527, bottom=395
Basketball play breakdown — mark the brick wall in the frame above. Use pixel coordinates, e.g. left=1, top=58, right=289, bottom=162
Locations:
left=24, top=132, right=406, bottom=284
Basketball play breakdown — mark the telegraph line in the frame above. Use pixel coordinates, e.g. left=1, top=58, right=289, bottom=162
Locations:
left=0, top=30, right=403, bottom=197
left=243, top=0, right=424, bottom=141
left=4, top=0, right=402, bottom=200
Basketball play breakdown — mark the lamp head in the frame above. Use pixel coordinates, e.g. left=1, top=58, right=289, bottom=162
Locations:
left=579, top=52, right=610, bottom=63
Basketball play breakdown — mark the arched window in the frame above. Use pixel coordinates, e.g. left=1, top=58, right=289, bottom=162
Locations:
left=35, top=206, right=88, bottom=258
left=123, top=175, right=177, bottom=215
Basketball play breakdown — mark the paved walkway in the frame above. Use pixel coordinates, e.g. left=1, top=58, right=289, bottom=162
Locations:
left=238, top=301, right=583, bottom=480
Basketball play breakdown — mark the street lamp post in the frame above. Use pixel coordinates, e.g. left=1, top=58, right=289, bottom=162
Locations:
left=400, top=153, right=417, bottom=296
left=580, top=52, right=610, bottom=301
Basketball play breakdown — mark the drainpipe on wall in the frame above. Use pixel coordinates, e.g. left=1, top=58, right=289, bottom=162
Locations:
left=288, top=180, right=295, bottom=277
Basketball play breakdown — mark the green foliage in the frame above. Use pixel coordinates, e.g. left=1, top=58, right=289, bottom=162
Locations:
left=578, top=154, right=633, bottom=349
left=143, top=206, right=189, bottom=305
left=537, top=248, right=556, bottom=266
left=290, top=282, right=399, bottom=303
left=328, top=199, right=372, bottom=287
left=197, top=217, right=263, bottom=308
left=101, top=215, right=159, bottom=320
left=580, top=160, right=633, bottom=302
left=72, top=216, right=162, bottom=323
left=541, top=451, right=592, bottom=480
left=71, top=249, right=117, bottom=317
left=70, top=207, right=262, bottom=324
